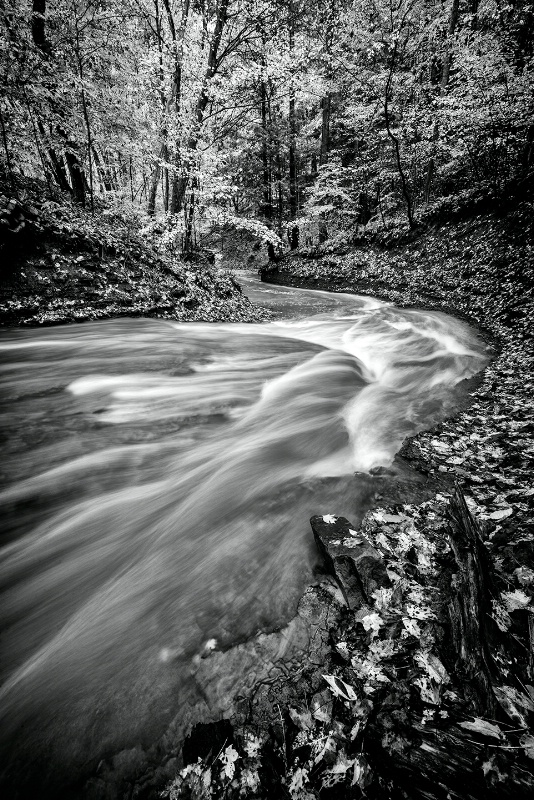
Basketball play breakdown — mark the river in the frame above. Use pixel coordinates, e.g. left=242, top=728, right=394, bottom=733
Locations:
left=0, top=274, right=488, bottom=796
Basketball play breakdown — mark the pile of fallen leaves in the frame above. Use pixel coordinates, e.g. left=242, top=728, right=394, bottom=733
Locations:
left=404, top=342, right=534, bottom=551
left=163, top=501, right=533, bottom=798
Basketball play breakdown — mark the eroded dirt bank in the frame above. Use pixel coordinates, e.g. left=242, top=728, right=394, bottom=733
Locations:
left=0, top=193, right=269, bottom=326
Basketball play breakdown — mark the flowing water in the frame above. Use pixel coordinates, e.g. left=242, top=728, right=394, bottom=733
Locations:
left=0, top=275, right=488, bottom=795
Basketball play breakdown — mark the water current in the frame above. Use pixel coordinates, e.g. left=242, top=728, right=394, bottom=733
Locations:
left=0, top=274, right=488, bottom=795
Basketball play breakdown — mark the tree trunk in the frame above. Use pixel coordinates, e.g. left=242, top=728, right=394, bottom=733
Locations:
left=31, top=0, right=47, bottom=53
left=384, top=40, right=415, bottom=228
left=169, top=174, right=187, bottom=214
left=37, top=119, right=71, bottom=193
left=423, top=0, right=460, bottom=203
left=31, top=0, right=86, bottom=201
left=92, top=147, right=113, bottom=192
left=65, top=149, right=86, bottom=205
left=0, top=103, right=17, bottom=195
left=275, top=142, right=283, bottom=232
left=319, top=95, right=330, bottom=165
left=288, top=0, right=299, bottom=250
left=183, top=0, right=229, bottom=253
left=260, top=79, right=272, bottom=219
left=79, top=85, right=94, bottom=211
left=161, top=0, right=190, bottom=216
left=147, top=146, right=164, bottom=216
left=446, top=487, right=499, bottom=715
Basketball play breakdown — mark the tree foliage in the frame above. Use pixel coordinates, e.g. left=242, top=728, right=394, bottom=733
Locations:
left=1, top=0, right=532, bottom=251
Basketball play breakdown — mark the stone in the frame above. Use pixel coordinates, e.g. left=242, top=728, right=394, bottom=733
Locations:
left=310, top=514, right=390, bottom=608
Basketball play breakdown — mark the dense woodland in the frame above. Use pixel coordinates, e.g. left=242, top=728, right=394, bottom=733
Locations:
left=1, top=0, right=533, bottom=253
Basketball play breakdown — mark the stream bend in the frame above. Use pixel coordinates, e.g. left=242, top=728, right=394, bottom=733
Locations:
left=0, top=279, right=487, bottom=790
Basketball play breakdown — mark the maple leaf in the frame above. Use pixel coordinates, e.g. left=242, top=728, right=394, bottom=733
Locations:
left=219, top=745, right=239, bottom=781
left=360, top=612, right=384, bottom=637
left=501, top=589, right=531, bottom=612
left=322, top=514, right=337, bottom=524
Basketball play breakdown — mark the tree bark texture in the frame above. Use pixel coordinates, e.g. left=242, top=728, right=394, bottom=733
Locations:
left=288, top=0, right=299, bottom=250
left=319, top=95, right=330, bottom=166
left=424, top=0, right=460, bottom=203
left=446, top=487, right=499, bottom=715
left=384, top=39, right=415, bottom=228
left=183, top=0, right=229, bottom=252
left=30, top=0, right=86, bottom=203
left=260, top=79, right=272, bottom=219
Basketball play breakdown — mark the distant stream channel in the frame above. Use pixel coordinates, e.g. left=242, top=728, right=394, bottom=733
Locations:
left=0, top=273, right=488, bottom=794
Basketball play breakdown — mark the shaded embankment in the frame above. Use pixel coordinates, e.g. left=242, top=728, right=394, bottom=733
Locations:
left=0, top=193, right=266, bottom=326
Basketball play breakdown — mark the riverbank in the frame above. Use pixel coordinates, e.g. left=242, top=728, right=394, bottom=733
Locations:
left=235, top=208, right=534, bottom=798
left=261, top=204, right=533, bottom=538
left=0, top=190, right=269, bottom=327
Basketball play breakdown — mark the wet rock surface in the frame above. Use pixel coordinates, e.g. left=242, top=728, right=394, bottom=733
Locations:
left=311, top=514, right=390, bottom=609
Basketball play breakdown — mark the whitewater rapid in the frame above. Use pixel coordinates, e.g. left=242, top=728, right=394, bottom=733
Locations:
left=0, top=281, right=488, bottom=795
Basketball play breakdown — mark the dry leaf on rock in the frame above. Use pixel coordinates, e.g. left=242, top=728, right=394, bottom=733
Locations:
left=458, top=718, right=503, bottom=740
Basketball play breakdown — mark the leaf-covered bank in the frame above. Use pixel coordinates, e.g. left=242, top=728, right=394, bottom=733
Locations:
left=264, top=196, right=533, bottom=339
left=0, top=189, right=269, bottom=327
left=157, top=209, right=534, bottom=800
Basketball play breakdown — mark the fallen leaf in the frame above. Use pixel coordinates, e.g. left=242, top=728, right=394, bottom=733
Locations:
left=458, top=718, right=503, bottom=740
left=501, top=589, right=531, bottom=612
left=360, top=612, right=384, bottom=636
left=219, top=745, right=239, bottom=780
left=488, top=507, right=513, bottom=520
left=323, top=674, right=359, bottom=701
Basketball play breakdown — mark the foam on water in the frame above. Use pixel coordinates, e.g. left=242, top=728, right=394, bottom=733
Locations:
left=0, top=287, right=488, bottom=794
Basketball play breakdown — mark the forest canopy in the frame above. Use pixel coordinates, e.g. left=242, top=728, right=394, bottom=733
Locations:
left=1, top=0, right=533, bottom=253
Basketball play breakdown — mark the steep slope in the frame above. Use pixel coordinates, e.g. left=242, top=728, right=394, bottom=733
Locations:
left=0, top=192, right=268, bottom=327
